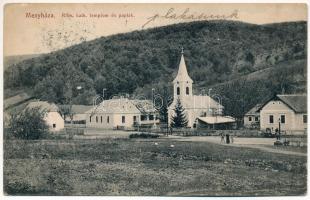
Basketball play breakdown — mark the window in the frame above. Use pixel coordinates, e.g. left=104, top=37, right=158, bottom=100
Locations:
left=177, top=87, right=180, bottom=95
left=141, top=115, right=147, bottom=121
left=122, top=116, right=125, bottom=123
left=186, top=87, right=189, bottom=95
left=133, top=116, right=137, bottom=122
left=53, top=124, right=56, bottom=128
left=107, top=116, right=110, bottom=123
left=248, top=116, right=252, bottom=122
left=101, top=116, right=103, bottom=123
left=89, top=116, right=92, bottom=122
left=96, top=116, right=98, bottom=123
left=303, top=115, right=307, bottom=123
left=255, top=117, right=259, bottom=122
left=149, top=115, right=154, bottom=120
left=280, top=115, right=285, bottom=124
left=269, top=115, right=274, bottom=124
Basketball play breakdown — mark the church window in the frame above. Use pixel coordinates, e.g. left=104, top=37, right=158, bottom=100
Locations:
left=89, top=116, right=92, bottom=122
left=177, top=87, right=180, bottom=95
left=107, top=116, right=110, bottom=123
left=96, top=116, right=98, bottom=123
left=186, top=87, right=189, bottom=95
left=101, top=116, right=102, bottom=123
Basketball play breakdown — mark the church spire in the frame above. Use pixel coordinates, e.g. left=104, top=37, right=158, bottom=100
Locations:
left=173, top=48, right=193, bottom=84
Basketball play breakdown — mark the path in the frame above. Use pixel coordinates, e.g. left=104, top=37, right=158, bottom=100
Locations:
left=167, top=135, right=307, bottom=157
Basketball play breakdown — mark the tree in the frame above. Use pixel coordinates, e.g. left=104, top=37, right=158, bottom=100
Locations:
left=170, top=98, right=188, bottom=128
left=8, top=107, right=49, bottom=139
left=58, top=105, right=72, bottom=122
left=157, top=86, right=170, bottom=124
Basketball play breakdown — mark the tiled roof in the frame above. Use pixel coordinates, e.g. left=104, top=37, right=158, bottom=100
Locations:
left=60, top=105, right=93, bottom=114
left=276, top=94, right=307, bottom=113
left=86, top=98, right=156, bottom=114
left=245, top=104, right=262, bottom=115
left=27, top=101, right=59, bottom=112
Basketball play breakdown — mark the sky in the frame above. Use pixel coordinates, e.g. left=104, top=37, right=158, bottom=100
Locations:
left=3, top=3, right=308, bottom=56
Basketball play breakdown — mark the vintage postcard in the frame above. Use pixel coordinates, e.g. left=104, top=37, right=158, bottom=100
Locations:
left=2, top=1, right=308, bottom=197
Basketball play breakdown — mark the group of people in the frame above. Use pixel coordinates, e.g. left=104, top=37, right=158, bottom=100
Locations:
left=220, top=133, right=234, bottom=144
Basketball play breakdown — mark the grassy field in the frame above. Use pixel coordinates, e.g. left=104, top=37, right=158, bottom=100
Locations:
left=3, top=138, right=307, bottom=196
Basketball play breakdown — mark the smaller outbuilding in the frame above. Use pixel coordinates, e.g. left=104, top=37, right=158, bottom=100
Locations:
left=243, top=104, right=262, bottom=129
left=27, top=101, right=64, bottom=131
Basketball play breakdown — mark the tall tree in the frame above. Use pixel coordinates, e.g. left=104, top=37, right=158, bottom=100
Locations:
left=158, top=86, right=170, bottom=124
left=170, top=98, right=188, bottom=128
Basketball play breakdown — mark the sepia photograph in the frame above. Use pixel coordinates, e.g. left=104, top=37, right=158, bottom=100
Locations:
left=1, top=1, right=308, bottom=197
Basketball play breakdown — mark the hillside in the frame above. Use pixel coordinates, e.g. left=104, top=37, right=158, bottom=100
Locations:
left=4, top=54, right=41, bottom=70
left=4, top=20, right=307, bottom=118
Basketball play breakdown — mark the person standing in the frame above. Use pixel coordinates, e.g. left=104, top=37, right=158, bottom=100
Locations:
left=221, top=133, right=225, bottom=143
left=226, top=134, right=230, bottom=144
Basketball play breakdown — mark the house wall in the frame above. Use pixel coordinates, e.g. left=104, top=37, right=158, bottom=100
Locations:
left=244, top=114, right=260, bottom=128
left=44, top=112, right=64, bottom=131
left=260, top=100, right=306, bottom=132
left=86, top=113, right=141, bottom=129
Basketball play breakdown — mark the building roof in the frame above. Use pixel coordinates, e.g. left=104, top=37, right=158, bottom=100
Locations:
left=168, top=95, right=224, bottom=110
left=86, top=98, right=156, bottom=115
left=276, top=94, right=307, bottom=113
left=60, top=105, right=93, bottom=114
left=258, top=94, right=307, bottom=113
left=198, top=116, right=236, bottom=124
left=4, top=92, right=33, bottom=110
left=173, top=53, right=193, bottom=84
left=245, top=104, right=262, bottom=116
left=27, top=101, right=59, bottom=112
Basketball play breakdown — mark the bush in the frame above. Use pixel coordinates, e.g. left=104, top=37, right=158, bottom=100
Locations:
left=5, top=181, right=36, bottom=195
left=8, top=107, right=49, bottom=140
left=129, top=133, right=159, bottom=139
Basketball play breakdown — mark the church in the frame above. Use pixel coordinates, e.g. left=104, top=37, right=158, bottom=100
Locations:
left=168, top=50, right=236, bottom=129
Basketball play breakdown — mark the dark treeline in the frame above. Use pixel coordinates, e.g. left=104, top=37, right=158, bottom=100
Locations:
left=4, top=20, right=307, bottom=118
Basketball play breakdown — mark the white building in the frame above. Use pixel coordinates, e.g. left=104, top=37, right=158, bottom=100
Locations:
left=244, top=104, right=262, bottom=129
left=85, top=97, right=159, bottom=129
left=259, top=94, right=307, bottom=134
left=168, top=50, right=235, bottom=129
left=27, top=101, right=64, bottom=131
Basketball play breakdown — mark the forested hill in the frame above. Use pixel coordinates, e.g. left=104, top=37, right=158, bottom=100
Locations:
left=4, top=20, right=307, bottom=118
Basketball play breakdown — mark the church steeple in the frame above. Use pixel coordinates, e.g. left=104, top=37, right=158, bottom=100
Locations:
left=173, top=48, right=193, bottom=99
left=173, top=48, right=193, bottom=84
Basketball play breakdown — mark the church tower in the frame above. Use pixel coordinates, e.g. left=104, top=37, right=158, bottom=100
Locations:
left=173, top=49, right=193, bottom=101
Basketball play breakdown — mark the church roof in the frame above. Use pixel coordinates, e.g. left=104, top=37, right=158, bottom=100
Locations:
left=168, top=95, right=223, bottom=110
left=173, top=53, right=193, bottom=83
